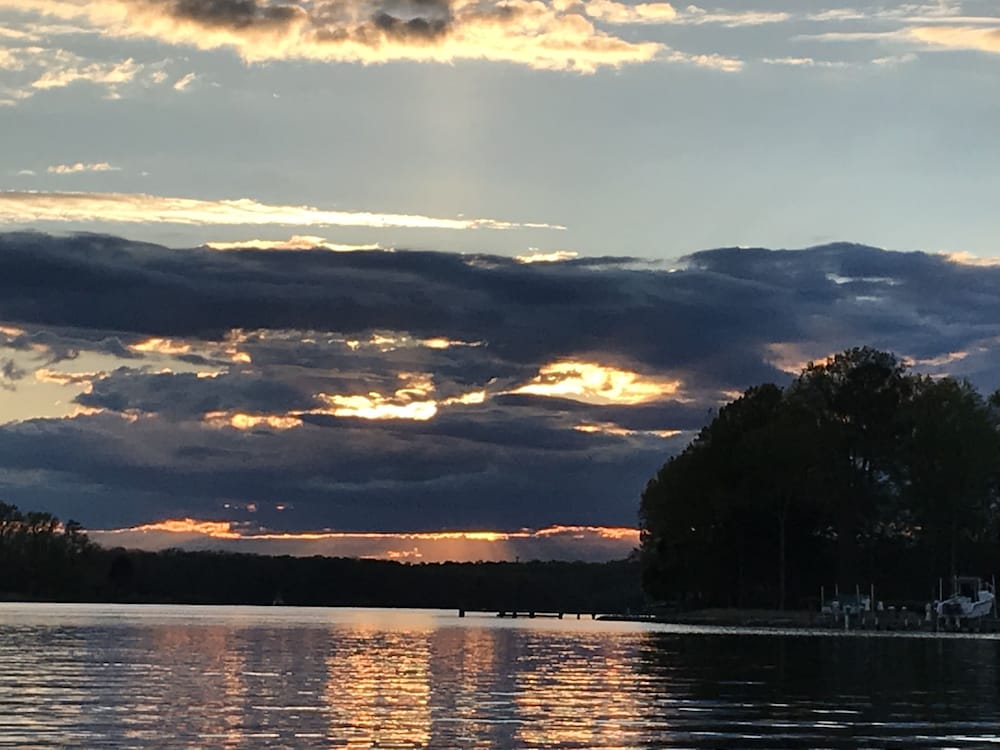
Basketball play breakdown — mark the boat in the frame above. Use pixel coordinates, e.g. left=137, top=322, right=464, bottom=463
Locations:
left=936, top=577, right=995, bottom=620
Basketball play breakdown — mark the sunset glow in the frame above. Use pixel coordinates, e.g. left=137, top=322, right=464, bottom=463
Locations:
left=91, top=520, right=641, bottom=562
left=511, top=361, right=681, bottom=404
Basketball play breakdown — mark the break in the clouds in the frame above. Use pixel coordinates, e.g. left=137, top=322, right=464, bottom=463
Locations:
left=0, top=191, right=560, bottom=230
left=3, top=233, right=1000, bottom=560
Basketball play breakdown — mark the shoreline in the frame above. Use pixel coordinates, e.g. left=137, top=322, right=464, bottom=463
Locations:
left=600, top=607, right=1000, bottom=633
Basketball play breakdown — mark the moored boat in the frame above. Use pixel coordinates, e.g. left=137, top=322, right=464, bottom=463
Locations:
left=936, top=577, right=995, bottom=620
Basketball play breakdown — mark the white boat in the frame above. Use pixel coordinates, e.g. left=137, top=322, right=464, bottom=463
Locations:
left=936, top=577, right=996, bottom=620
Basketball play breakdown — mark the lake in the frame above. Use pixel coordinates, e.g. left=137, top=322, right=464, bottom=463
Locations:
left=0, top=604, right=998, bottom=748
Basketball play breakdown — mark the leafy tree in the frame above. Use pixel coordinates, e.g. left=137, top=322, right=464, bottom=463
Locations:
left=903, top=376, right=1000, bottom=580
left=786, top=347, right=915, bottom=588
left=641, top=346, right=1000, bottom=608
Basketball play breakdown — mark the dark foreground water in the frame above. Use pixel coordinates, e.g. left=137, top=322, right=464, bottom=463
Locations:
left=1, top=604, right=999, bottom=748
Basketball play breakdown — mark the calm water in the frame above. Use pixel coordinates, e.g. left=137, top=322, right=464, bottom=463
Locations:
left=1, top=604, right=999, bottom=748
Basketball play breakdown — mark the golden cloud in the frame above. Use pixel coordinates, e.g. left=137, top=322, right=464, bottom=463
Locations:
left=316, top=393, right=440, bottom=421
left=11, top=0, right=666, bottom=73
left=0, top=190, right=556, bottom=230
left=203, top=410, right=304, bottom=430
left=909, top=25, right=1000, bottom=53
left=510, top=360, right=682, bottom=404
left=573, top=421, right=681, bottom=438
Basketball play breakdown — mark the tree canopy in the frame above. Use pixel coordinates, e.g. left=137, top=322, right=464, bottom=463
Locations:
left=640, top=347, right=1000, bottom=609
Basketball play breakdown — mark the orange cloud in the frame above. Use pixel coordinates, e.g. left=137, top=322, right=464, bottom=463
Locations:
left=573, top=421, right=681, bottom=438
left=510, top=360, right=682, bottom=404
left=122, top=518, right=242, bottom=538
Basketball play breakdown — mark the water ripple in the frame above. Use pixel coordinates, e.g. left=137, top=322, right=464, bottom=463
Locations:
left=0, top=604, right=998, bottom=748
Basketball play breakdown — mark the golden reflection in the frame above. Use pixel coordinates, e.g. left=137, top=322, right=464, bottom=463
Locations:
left=514, top=635, right=645, bottom=747
left=325, top=631, right=431, bottom=748
left=147, top=625, right=249, bottom=749
left=510, top=360, right=682, bottom=404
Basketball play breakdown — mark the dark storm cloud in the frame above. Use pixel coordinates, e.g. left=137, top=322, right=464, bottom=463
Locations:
left=171, top=0, right=303, bottom=27
left=3, top=232, right=1000, bottom=537
left=75, top=369, right=313, bottom=417
left=0, top=231, right=799, bottom=381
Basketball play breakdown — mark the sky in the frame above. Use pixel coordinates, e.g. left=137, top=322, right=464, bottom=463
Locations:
left=0, top=0, right=998, bottom=561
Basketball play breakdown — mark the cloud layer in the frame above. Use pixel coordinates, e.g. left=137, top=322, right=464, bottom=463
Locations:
left=0, top=191, right=559, bottom=230
left=3, top=234, right=1000, bottom=559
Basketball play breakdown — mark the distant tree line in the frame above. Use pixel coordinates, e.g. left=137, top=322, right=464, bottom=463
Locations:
left=640, top=347, right=1000, bottom=609
left=0, top=502, right=643, bottom=613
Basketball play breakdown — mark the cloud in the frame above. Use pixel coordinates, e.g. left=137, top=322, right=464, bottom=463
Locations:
left=47, top=162, right=121, bottom=174
left=30, top=55, right=140, bottom=92
left=7, top=0, right=667, bottom=72
left=671, top=6, right=790, bottom=27
left=580, top=1, right=788, bottom=27
left=665, top=48, right=743, bottom=71
left=172, top=71, right=197, bottom=90
left=205, top=235, right=385, bottom=251
left=582, top=0, right=678, bottom=24
left=0, top=43, right=166, bottom=103
left=0, top=190, right=560, bottom=230
left=509, top=360, right=682, bottom=405
left=760, top=53, right=916, bottom=69
left=6, top=235, right=1000, bottom=544
left=1, top=357, right=27, bottom=389
left=908, top=25, right=1000, bottom=53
